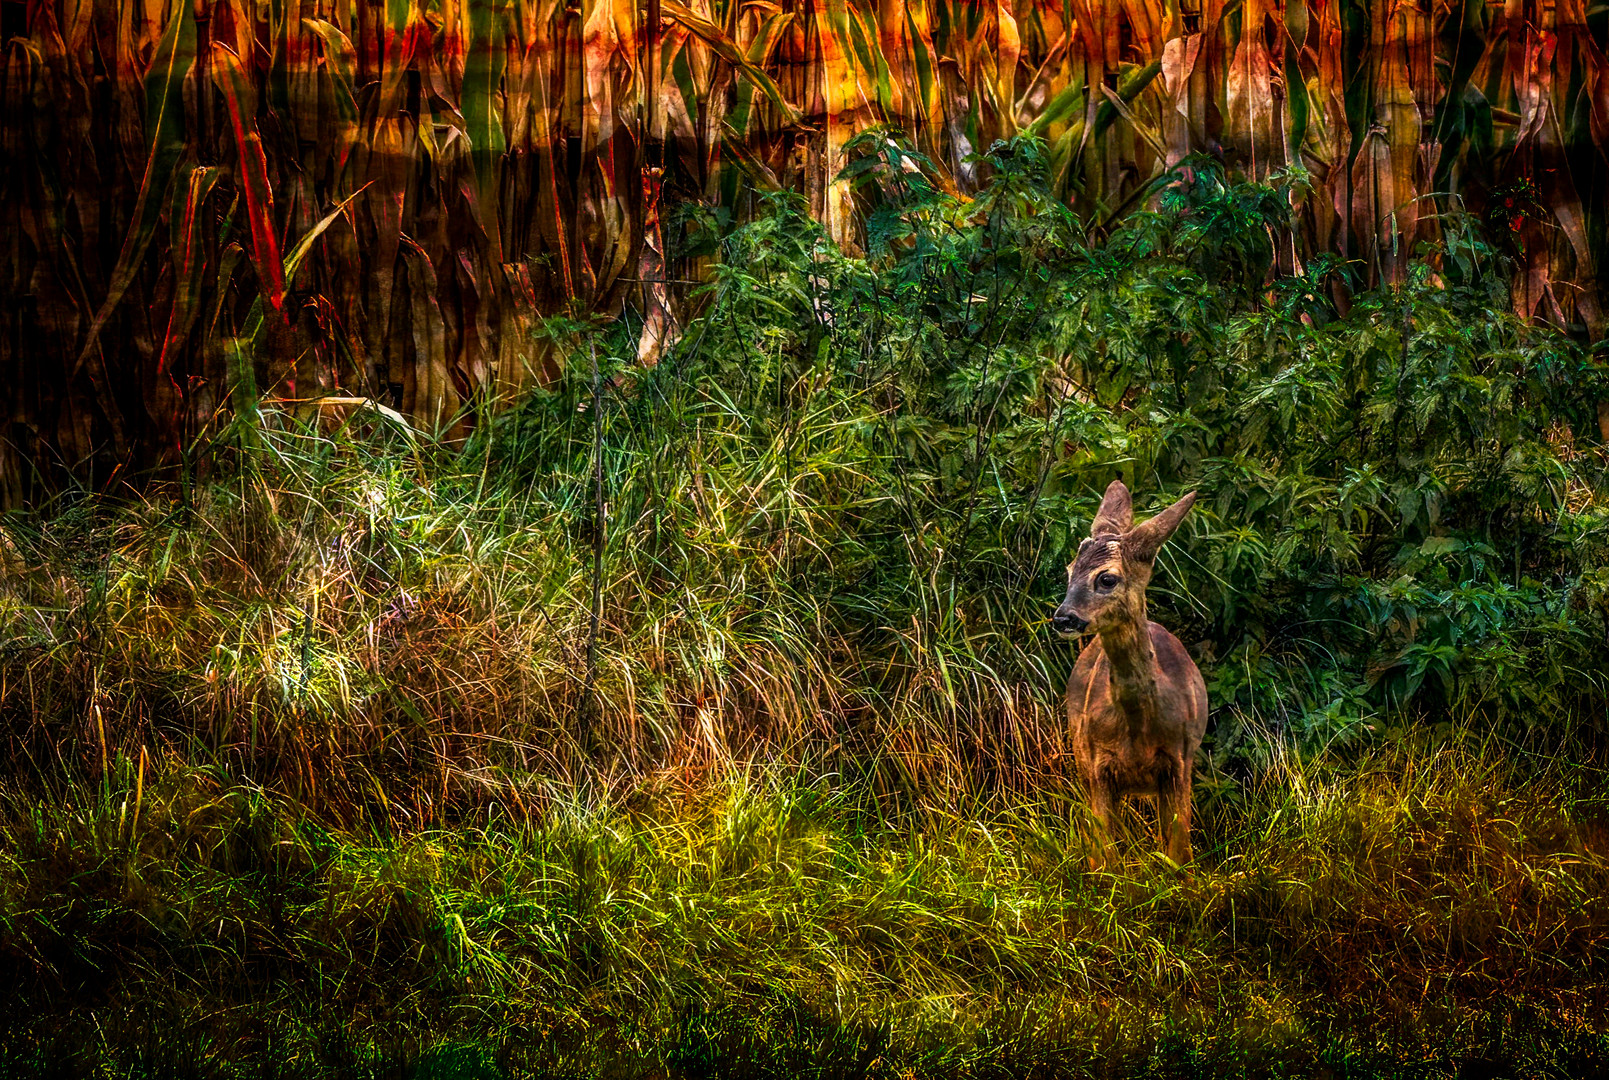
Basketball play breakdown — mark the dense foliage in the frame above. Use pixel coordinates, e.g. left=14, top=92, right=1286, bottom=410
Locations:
left=2, top=140, right=1607, bottom=1078
left=507, top=138, right=1609, bottom=764
left=3, top=139, right=1603, bottom=808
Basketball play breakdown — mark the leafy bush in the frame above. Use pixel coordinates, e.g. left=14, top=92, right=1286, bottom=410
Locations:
left=516, top=136, right=1609, bottom=765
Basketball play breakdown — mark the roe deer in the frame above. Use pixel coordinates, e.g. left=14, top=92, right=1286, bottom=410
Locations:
left=1052, top=480, right=1206, bottom=866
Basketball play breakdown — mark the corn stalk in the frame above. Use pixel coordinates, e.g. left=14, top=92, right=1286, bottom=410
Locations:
left=1, top=0, right=1605, bottom=500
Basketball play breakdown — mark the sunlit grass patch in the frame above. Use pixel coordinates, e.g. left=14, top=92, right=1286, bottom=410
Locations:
left=0, top=740, right=1603, bottom=1076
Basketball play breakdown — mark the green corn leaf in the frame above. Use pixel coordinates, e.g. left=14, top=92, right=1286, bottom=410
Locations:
left=465, top=0, right=511, bottom=259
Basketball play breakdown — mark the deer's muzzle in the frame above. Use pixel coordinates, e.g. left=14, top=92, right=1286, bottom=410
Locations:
left=1051, top=607, right=1088, bottom=636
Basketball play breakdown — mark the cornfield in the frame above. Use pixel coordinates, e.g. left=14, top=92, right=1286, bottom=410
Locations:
left=2, top=0, right=1605, bottom=502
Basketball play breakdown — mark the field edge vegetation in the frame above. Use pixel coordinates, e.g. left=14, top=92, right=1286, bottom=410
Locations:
left=0, top=158, right=1606, bottom=1074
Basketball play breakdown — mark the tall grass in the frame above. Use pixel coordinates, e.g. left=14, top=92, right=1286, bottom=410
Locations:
left=2, top=159, right=1603, bottom=819
left=0, top=740, right=1605, bottom=1076
left=0, top=391, right=1059, bottom=822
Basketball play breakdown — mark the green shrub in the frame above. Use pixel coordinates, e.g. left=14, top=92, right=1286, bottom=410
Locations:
left=500, top=136, right=1609, bottom=767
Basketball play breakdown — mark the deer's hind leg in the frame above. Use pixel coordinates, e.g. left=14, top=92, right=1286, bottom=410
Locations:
left=1155, top=762, right=1193, bottom=866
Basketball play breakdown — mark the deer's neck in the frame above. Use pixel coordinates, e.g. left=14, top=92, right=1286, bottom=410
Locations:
left=1097, top=600, right=1160, bottom=729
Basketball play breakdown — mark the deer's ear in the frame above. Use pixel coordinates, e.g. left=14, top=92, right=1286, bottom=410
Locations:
left=1090, top=479, right=1133, bottom=536
left=1124, top=491, right=1196, bottom=564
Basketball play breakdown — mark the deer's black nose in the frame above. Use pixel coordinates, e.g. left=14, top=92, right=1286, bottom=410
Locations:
left=1052, top=608, right=1088, bottom=634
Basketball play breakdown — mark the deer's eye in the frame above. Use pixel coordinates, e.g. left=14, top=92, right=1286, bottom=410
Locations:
left=1095, top=571, right=1121, bottom=591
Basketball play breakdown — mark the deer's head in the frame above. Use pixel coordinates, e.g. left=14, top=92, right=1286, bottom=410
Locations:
left=1052, top=480, right=1196, bottom=637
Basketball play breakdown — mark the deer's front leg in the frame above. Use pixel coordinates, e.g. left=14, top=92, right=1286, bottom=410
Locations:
left=1156, top=766, right=1193, bottom=866
left=1085, top=773, right=1118, bottom=871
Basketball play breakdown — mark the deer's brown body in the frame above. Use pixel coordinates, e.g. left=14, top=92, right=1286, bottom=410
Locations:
left=1053, top=481, right=1207, bottom=865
